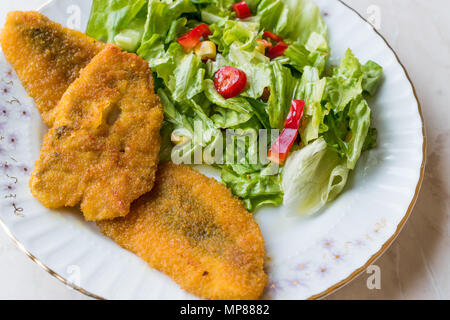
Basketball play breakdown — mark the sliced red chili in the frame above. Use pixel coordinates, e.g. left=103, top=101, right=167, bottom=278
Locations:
left=193, top=24, right=212, bottom=39
left=284, top=99, right=305, bottom=129
left=268, top=100, right=305, bottom=164
left=214, top=66, right=247, bottom=99
left=263, top=31, right=284, bottom=42
left=177, top=24, right=212, bottom=51
left=177, top=34, right=198, bottom=52
left=268, top=129, right=298, bottom=164
left=266, top=41, right=289, bottom=60
left=233, top=1, right=252, bottom=19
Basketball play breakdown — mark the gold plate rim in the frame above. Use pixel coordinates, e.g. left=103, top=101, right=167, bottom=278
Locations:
left=0, top=0, right=426, bottom=300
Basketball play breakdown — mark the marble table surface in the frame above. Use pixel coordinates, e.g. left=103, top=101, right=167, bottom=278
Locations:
left=0, top=0, right=448, bottom=300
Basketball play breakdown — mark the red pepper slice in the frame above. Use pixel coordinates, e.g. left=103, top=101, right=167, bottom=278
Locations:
left=233, top=1, right=252, bottom=19
left=268, top=129, right=298, bottom=164
left=284, top=99, right=305, bottom=129
left=177, top=24, right=212, bottom=51
left=214, top=66, right=247, bottom=99
left=263, top=31, right=284, bottom=42
left=268, top=100, right=305, bottom=164
left=266, top=41, right=289, bottom=60
left=193, top=24, right=212, bottom=39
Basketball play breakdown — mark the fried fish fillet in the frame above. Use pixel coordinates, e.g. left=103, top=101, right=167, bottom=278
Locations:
left=0, top=11, right=105, bottom=126
left=30, top=45, right=163, bottom=221
left=98, top=163, right=267, bottom=300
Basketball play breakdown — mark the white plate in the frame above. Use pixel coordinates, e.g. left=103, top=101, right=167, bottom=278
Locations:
left=0, top=0, right=425, bottom=299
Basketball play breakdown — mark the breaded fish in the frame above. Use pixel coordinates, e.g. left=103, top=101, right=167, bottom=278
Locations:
left=0, top=11, right=105, bottom=126
left=30, top=45, right=164, bottom=221
left=98, top=163, right=267, bottom=300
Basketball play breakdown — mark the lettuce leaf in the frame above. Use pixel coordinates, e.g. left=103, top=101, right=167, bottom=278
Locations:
left=346, top=97, right=371, bottom=169
left=204, top=79, right=254, bottom=126
left=165, top=17, right=189, bottom=44
left=87, top=0, right=147, bottom=43
left=159, top=89, right=222, bottom=164
left=206, top=44, right=271, bottom=100
left=151, top=43, right=205, bottom=102
left=267, top=61, right=300, bottom=129
left=191, top=0, right=234, bottom=10
left=284, top=39, right=328, bottom=75
left=325, top=49, right=363, bottom=112
left=256, top=0, right=285, bottom=33
left=227, top=43, right=271, bottom=99
left=282, top=137, right=349, bottom=216
left=219, top=118, right=281, bottom=212
left=323, top=96, right=371, bottom=170
left=362, top=127, right=377, bottom=152
left=170, top=53, right=205, bottom=101
left=200, top=5, right=233, bottom=24
left=140, top=0, right=196, bottom=44
left=136, top=0, right=197, bottom=59
left=209, top=19, right=260, bottom=55
left=245, top=0, right=263, bottom=12
left=362, top=60, right=383, bottom=96
left=247, top=98, right=271, bottom=129
left=221, top=165, right=283, bottom=211
left=136, top=34, right=166, bottom=60
left=113, top=9, right=147, bottom=52
left=295, top=66, right=327, bottom=145
left=257, top=0, right=328, bottom=47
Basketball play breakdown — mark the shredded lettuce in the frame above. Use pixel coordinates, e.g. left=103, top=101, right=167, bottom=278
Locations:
left=165, top=17, right=189, bottom=43
left=87, top=0, right=147, bottom=43
left=200, top=5, right=232, bottom=24
left=159, top=88, right=222, bottom=164
left=209, top=19, right=260, bottom=55
left=325, top=49, right=364, bottom=112
left=284, top=40, right=328, bottom=75
left=113, top=10, right=147, bottom=51
left=206, top=46, right=271, bottom=100
left=346, top=97, right=371, bottom=169
left=228, top=43, right=271, bottom=99
left=86, top=0, right=382, bottom=214
left=323, top=50, right=379, bottom=169
left=204, top=79, right=254, bottom=120
left=222, top=165, right=283, bottom=211
left=150, top=43, right=205, bottom=102
left=267, top=61, right=300, bottom=129
left=256, top=0, right=328, bottom=47
left=141, top=0, right=196, bottom=43
left=282, top=138, right=349, bottom=216
left=295, top=66, right=327, bottom=145
left=362, top=60, right=383, bottom=96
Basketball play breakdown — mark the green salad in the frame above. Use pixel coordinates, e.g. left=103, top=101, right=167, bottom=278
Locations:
left=86, top=0, right=383, bottom=215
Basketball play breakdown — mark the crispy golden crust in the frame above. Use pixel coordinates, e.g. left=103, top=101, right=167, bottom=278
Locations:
left=0, top=11, right=105, bottom=126
left=98, top=163, right=267, bottom=300
left=30, top=45, right=164, bottom=221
